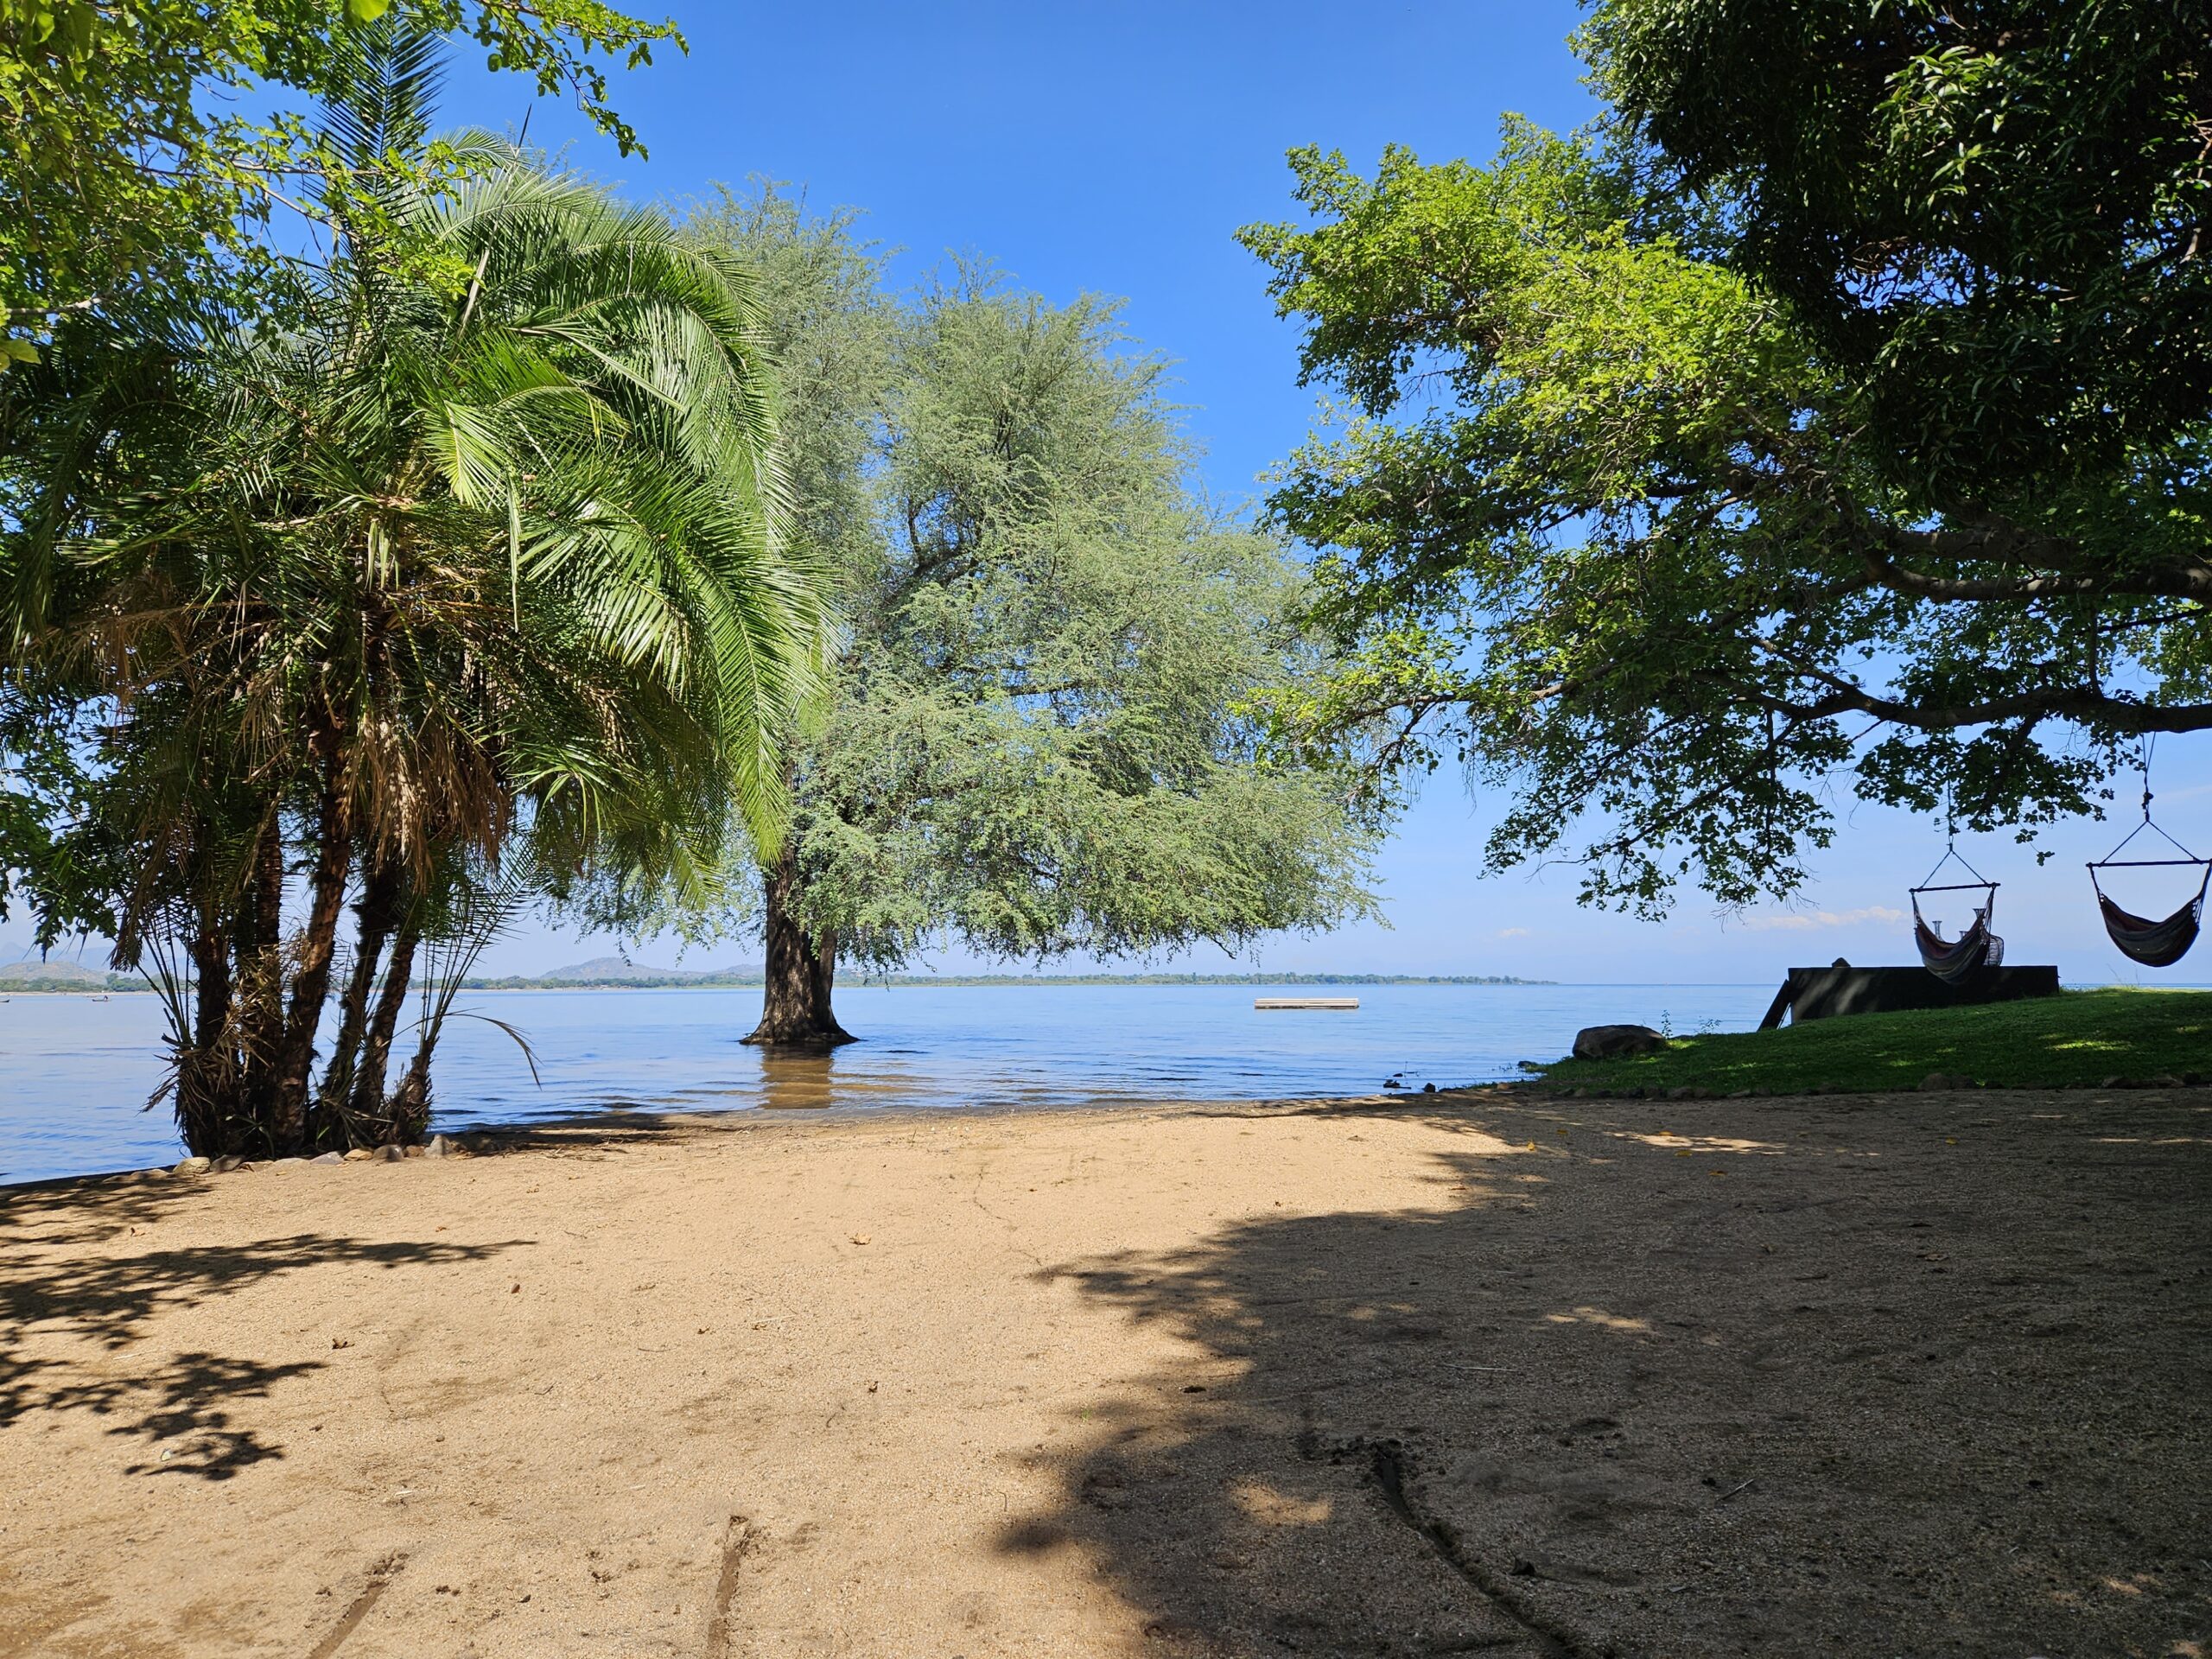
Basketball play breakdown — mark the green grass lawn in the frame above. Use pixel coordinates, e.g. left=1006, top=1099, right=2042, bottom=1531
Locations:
left=1537, top=987, right=2212, bottom=1093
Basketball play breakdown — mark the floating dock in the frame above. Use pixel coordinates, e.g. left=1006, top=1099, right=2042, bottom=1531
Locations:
left=1254, top=996, right=1359, bottom=1010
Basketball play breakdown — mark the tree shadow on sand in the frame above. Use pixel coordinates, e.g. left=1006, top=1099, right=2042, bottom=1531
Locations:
left=996, top=1091, right=2212, bottom=1658
left=2, top=1178, right=529, bottom=1478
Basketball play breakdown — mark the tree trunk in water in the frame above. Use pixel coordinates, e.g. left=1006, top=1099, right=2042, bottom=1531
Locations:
left=268, top=766, right=353, bottom=1154
left=308, top=855, right=401, bottom=1151
left=743, top=847, right=854, bottom=1046
left=352, top=917, right=418, bottom=1141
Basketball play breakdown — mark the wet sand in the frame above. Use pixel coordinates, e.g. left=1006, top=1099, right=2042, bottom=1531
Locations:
left=3, top=1085, right=2207, bottom=1657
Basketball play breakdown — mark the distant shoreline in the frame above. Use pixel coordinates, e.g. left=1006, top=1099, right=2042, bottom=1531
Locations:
left=0, top=971, right=1556, bottom=995
left=459, top=971, right=1556, bottom=990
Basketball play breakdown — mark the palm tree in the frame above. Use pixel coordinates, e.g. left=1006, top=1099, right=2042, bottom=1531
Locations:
left=1, top=21, right=823, bottom=1154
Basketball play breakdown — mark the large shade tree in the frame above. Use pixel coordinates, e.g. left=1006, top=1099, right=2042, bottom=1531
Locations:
left=679, top=196, right=1378, bottom=1045
left=1242, top=0, right=2212, bottom=916
left=0, top=27, right=820, bottom=1154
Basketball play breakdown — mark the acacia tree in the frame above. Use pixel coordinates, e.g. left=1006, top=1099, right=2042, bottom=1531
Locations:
left=683, top=197, right=1377, bottom=1045
left=2, top=29, right=820, bottom=1153
left=1241, top=2, right=2212, bottom=916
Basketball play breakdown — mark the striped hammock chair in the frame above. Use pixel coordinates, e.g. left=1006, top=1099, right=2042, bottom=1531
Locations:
left=1910, top=846, right=2003, bottom=986
left=2088, top=813, right=2210, bottom=969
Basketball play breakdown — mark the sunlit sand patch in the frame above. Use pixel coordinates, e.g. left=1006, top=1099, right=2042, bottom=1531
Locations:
left=1541, top=1306, right=1656, bottom=1334
left=1617, top=1131, right=1786, bottom=1156
left=1228, top=1478, right=1332, bottom=1528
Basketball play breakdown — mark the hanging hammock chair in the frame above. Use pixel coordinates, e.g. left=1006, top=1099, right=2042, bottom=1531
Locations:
left=2088, top=815, right=2211, bottom=969
left=1910, top=846, right=2003, bottom=985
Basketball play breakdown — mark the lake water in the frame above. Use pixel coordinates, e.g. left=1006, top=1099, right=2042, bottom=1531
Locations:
left=0, top=982, right=1772, bottom=1185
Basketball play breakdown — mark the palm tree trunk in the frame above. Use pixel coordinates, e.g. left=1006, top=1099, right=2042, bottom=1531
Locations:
left=234, top=809, right=286, bottom=1149
left=269, top=763, right=353, bottom=1153
left=388, top=1046, right=434, bottom=1144
left=309, top=852, right=401, bottom=1148
left=352, top=913, right=419, bottom=1139
left=175, top=882, right=234, bottom=1157
left=744, top=843, right=854, bottom=1046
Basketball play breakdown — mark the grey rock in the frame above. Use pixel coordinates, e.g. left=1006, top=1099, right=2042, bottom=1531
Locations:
left=1572, top=1023, right=1667, bottom=1061
left=172, top=1156, right=212, bottom=1176
left=1920, top=1071, right=1973, bottom=1092
left=374, top=1144, right=406, bottom=1163
left=311, top=1152, right=344, bottom=1166
left=212, top=1154, right=247, bottom=1173
left=1666, top=1084, right=1699, bottom=1102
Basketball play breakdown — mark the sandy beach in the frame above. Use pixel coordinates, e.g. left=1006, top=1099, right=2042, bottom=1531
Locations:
left=3, top=1085, right=2207, bottom=1657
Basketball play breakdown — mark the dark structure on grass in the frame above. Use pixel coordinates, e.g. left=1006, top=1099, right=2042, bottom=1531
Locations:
left=1758, top=964, right=2061, bottom=1031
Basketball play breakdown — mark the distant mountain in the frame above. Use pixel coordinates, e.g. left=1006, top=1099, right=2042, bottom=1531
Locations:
left=534, top=957, right=764, bottom=984
left=0, top=958, right=111, bottom=987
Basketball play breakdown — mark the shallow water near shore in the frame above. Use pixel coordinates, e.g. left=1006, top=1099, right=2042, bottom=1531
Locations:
left=0, top=981, right=1771, bottom=1185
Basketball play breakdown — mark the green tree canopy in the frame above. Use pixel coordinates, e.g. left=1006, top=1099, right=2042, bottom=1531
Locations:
left=1240, top=3, right=2212, bottom=917
left=1586, top=0, right=2212, bottom=498
left=0, top=0, right=679, bottom=339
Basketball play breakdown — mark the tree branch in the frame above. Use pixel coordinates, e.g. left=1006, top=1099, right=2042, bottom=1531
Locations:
left=1870, top=518, right=2212, bottom=600
left=1743, top=642, right=2212, bottom=734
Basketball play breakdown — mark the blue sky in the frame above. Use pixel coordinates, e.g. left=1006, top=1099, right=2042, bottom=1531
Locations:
left=429, top=0, right=2209, bottom=986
